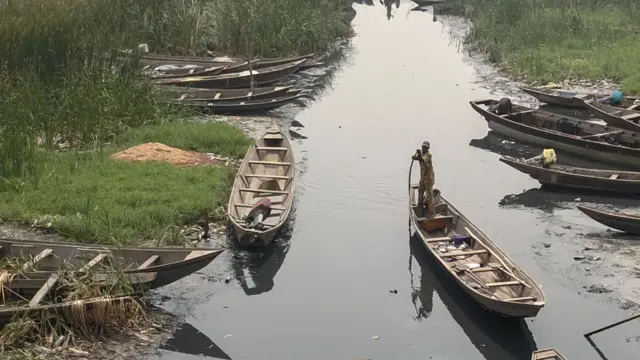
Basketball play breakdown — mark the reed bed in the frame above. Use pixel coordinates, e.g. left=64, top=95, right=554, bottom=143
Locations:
left=447, top=0, right=640, bottom=92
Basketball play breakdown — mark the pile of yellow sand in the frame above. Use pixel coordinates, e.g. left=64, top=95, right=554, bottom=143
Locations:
left=110, top=142, right=217, bottom=166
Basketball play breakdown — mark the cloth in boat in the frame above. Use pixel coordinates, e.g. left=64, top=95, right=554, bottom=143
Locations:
left=246, top=198, right=272, bottom=229
left=413, top=148, right=435, bottom=217
left=489, top=98, right=512, bottom=115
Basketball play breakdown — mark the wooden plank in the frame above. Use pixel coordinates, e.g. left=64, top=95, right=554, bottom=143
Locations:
left=415, top=215, right=454, bottom=222
left=28, top=273, right=59, bottom=307
left=214, top=93, right=222, bottom=99
left=245, top=174, right=290, bottom=180
left=627, top=104, right=640, bottom=111
left=235, top=203, right=285, bottom=211
left=248, top=160, right=291, bottom=166
left=486, top=281, right=521, bottom=288
left=470, top=266, right=500, bottom=273
left=239, top=188, right=289, bottom=195
left=184, top=250, right=208, bottom=261
left=440, top=249, right=487, bottom=258
left=425, top=236, right=452, bottom=243
left=137, top=255, right=160, bottom=270
left=610, top=174, right=620, bottom=179
left=255, top=147, right=288, bottom=151
left=506, top=296, right=537, bottom=302
left=580, top=130, right=624, bottom=140
left=79, top=253, right=106, bottom=272
left=622, top=113, right=640, bottom=120
left=22, top=248, right=53, bottom=271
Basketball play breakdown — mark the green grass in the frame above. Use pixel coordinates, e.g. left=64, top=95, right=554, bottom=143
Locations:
left=449, top=0, right=640, bottom=93
left=0, top=122, right=250, bottom=245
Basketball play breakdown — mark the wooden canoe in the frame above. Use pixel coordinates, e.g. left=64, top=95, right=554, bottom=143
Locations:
left=152, top=59, right=306, bottom=89
left=409, top=186, right=545, bottom=318
left=519, top=86, right=638, bottom=109
left=499, top=156, right=640, bottom=195
left=582, top=100, right=640, bottom=132
left=470, top=99, right=640, bottom=169
left=577, top=205, right=640, bottom=235
left=143, top=64, right=227, bottom=79
left=167, top=92, right=306, bottom=114
left=412, top=0, right=445, bottom=6
left=0, top=238, right=224, bottom=289
left=227, top=126, right=296, bottom=247
left=156, top=85, right=297, bottom=102
left=531, top=348, right=568, bottom=360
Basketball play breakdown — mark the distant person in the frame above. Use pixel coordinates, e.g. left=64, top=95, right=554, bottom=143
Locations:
left=412, top=141, right=436, bottom=217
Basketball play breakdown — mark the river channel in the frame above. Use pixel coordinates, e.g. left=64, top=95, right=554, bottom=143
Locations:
left=148, top=2, right=640, bottom=359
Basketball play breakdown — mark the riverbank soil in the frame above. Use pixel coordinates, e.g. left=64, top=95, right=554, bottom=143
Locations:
left=446, top=0, right=640, bottom=93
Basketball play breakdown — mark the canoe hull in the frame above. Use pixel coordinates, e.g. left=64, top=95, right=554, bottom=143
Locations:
left=169, top=92, right=306, bottom=114
left=577, top=205, right=640, bottom=235
left=582, top=101, right=640, bottom=132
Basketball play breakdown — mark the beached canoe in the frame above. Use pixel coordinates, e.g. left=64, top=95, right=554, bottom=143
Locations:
left=499, top=156, right=640, bottom=195
left=470, top=99, right=640, bottom=169
left=0, top=238, right=224, bottom=289
left=167, top=92, right=306, bottom=114
left=519, top=86, right=638, bottom=109
left=531, top=348, right=568, bottom=360
left=152, top=59, right=306, bottom=89
left=577, top=205, right=640, bottom=235
left=228, top=126, right=296, bottom=247
left=156, top=85, right=297, bottom=102
left=582, top=100, right=640, bottom=132
left=143, top=64, right=227, bottom=79
left=412, top=0, right=445, bottom=6
left=409, top=186, right=545, bottom=318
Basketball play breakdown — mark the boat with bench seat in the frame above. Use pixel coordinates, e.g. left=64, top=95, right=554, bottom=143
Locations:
left=470, top=99, right=640, bottom=169
left=0, top=238, right=224, bottom=291
left=409, top=186, right=545, bottom=317
left=577, top=205, right=640, bottom=236
left=582, top=100, right=640, bottom=133
left=531, top=348, right=568, bottom=360
left=228, top=125, right=296, bottom=247
left=519, top=86, right=638, bottom=109
left=499, top=156, right=640, bottom=195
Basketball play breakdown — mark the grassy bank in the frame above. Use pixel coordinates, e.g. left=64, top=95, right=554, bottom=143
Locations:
left=448, top=0, right=640, bottom=93
left=0, top=0, right=352, bottom=245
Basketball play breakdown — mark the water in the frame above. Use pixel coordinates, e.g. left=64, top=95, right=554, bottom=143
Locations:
left=149, top=2, right=640, bottom=359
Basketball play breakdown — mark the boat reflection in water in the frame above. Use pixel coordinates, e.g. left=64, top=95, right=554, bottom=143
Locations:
left=231, top=235, right=291, bottom=296
left=409, top=234, right=538, bottom=360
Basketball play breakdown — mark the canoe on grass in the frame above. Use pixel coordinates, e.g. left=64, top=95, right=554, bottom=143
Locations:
left=577, top=205, right=640, bottom=235
left=0, top=238, right=224, bottom=289
left=470, top=99, right=640, bottom=169
left=409, top=186, right=545, bottom=318
left=499, top=156, right=640, bottom=195
left=143, top=64, right=227, bottom=79
left=228, top=126, right=296, bottom=247
left=519, top=86, right=638, bottom=109
left=412, top=0, right=445, bottom=6
left=156, top=85, right=297, bottom=102
left=167, top=92, right=306, bottom=114
left=152, top=59, right=306, bottom=89
left=582, top=100, right=640, bottom=132
left=531, top=348, right=568, bottom=360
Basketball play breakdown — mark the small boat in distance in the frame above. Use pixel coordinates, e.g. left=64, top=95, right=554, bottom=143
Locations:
left=228, top=126, right=296, bottom=247
left=519, top=86, right=638, bottom=109
left=531, top=348, right=568, bottom=360
left=577, top=205, right=640, bottom=236
left=409, top=185, right=545, bottom=318
left=499, top=156, right=640, bottom=195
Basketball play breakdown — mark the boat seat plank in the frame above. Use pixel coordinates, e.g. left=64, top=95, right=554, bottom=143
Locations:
left=22, top=248, right=53, bottom=271
left=184, top=250, right=208, bottom=261
left=440, top=249, right=487, bottom=258
left=79, top=253, right=106, bottom=272
left=137, top=255, right=160, bottom=269
left=28, top=273, right=59, bottom=307
left=621, top=113, right=640, bottom=120
left=239, top=188, right=289, bottom=195
left=415, top=215, right=454, bottom=222
left=506, top=296, right=537, bottom=302
left=486, top=281, right=521, bottom=287
left=610, top=174, right=619, bottom=179
left=245, top=174, right=290, bottom=180
left=256, top=147, right=288, bottom=151
left=248, top=160, right=291, bottom=166
left=235, top=203, right=286, bottom=211
left=579, top=130, right=624, bottom=140
left=425, top=236, right=453, bottom=243
left=627, top=104, right=640, bottom=111
left=214, top=93, right=222, bottom=99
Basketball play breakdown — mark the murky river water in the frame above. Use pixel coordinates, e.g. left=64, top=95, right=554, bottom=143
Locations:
left=148, top=2, right=640, bottom=360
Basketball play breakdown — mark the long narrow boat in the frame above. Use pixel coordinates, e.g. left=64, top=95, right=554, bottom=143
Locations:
left=168, top=92, right=306, bottom=114
left=156, top=85, right=297, bottom=102
left=140, top=54, right=322, bottom=74
left=519, top=86, right=638, bottom=109
left=142, top=53, right=312, bottom=67
left=412, top=0, right=445, bottom=6
left=152, top=59, right=305, bottom=89
left=470, top=99, right=640, bottom=169
left=531, top=348, right=568, bottom=360
left=582, top=100, right=640, bottom=132
left=143, top=64, right=227, bottom=79
left=228, top=126, right=296, bottom=247
left=577, top=205, right=640, bottom=235
left=499, top=156, right=640, bottom=195
left=0, top=238, right=224, bottom=289
left=409, top=186, right=545, bottom=317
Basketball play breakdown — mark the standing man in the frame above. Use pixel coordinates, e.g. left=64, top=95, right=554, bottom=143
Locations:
left=412, top=141, right=436, bottom=217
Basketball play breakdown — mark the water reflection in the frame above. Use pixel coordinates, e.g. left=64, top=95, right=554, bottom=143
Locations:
left=499, top=188, right=640, bottom=213
left=380, top=0, right=401, bottom=20
left=230, top=235, right=290, bottom=296
left=161, top=322, right=232, bottom=359
left=409, top=235, right=538, bottom=360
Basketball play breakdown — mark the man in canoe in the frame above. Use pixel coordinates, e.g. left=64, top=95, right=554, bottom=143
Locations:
left=413, top=141, right=436, bottom=218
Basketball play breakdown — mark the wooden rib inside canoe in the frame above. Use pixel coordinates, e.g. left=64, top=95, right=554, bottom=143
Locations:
left=409, top=185, right=545, bottom=317
left=227, top=125, right=296, bottom=246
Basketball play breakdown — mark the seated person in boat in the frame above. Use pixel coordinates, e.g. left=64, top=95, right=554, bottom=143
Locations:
left=489, top=97, right=512, bottom=115
left=523, top=148, right=557, bottom=168
left=412, top=141, right=436, bottom=218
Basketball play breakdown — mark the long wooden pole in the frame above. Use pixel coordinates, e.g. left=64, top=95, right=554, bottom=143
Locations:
left=584, top=313, right=640, bottom=360
left=244, top=2, right=255, bottom=93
